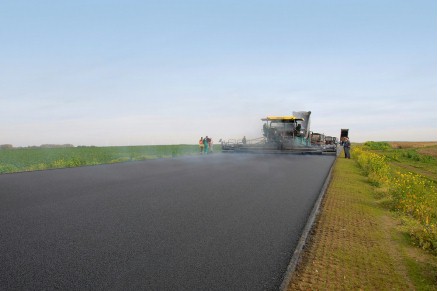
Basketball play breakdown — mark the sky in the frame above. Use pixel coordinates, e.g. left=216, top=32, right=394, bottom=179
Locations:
left=1, top=0, right=436, bottom=146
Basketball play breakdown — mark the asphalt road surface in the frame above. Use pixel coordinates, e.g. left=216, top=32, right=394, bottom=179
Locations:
left=0, top=153, right=335, bottom=290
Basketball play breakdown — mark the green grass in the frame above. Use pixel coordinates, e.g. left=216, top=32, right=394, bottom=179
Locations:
left=363, top=141, right=391, bottom=150
left=354, top=144, right=437, bottom=255
left=290, top=157, right=437, bottom=290
left=373, top=145, right=437, bottom=182
left=392, top=218, right=437, bottom=290
left=0, top=145, right=220, bottom=174
left=336, top=155, right=437, bottom=290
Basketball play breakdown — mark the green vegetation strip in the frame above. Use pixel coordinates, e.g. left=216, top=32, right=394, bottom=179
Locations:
left=355, top=142, right=437, bottom=254
left=364, top=141, right=437, bottom=183
left=289, top=155, right=437, bottom=290
left=0, top=145, right=215, bottom=174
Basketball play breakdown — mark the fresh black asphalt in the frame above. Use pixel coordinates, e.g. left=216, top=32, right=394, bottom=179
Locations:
left=0, top=153, right=335, bottom=290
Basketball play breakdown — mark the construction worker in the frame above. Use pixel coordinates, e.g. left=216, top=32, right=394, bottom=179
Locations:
left=199, top=137, right=204, bottom=154
left=208, top=138, right=213, bottom=153
left=203, top=136, right=209, bottom=154
left=342, top=137, right=351, bottom=159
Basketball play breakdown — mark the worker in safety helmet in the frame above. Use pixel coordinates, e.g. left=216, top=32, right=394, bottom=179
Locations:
left=342, top=137, right=351, bottom=159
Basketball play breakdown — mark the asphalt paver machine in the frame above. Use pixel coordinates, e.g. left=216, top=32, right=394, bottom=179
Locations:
left=221, top=111, right=323, bottom=154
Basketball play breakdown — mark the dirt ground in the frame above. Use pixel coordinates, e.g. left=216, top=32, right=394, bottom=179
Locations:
left=389, top=141, right=437, bottom=156
left=417, top=146, right=437, bottom=158
left=388, top=141, right=437, bottom=148
left=287, top=156, right=437, bottom=290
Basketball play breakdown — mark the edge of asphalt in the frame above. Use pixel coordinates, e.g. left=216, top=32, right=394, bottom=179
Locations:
left=278, top=150, right=339, bottom=290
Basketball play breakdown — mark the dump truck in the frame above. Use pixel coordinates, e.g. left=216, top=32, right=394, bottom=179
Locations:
left=221, top=111, right=323, bottom=154
left=340, top=129, right=349, bottom=141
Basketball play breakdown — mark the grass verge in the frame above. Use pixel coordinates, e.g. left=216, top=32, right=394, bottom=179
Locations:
left=288, top=156, right=437, bottom=290
left=0, top=145, right=220, bottom=174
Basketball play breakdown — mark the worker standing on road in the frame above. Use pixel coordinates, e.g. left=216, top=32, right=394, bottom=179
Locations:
left=209, top=138, right=213, bottom=153
left=199, top=137, right=204, bottom=154
left=342, top=137, right=351, bottom=159
left=203, top=136, right=209, bottom=154
left=242, top=136, right=247, bottom=144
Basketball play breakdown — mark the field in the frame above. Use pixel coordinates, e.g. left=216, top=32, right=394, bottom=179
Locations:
left=0, top=145, right=218, bottom=174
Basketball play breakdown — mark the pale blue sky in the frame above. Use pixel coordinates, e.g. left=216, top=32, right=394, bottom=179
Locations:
left=1, top=1, right=436, bottom=146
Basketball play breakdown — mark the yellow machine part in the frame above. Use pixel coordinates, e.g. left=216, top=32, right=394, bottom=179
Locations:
left=262, top=116, right=304, bottom=121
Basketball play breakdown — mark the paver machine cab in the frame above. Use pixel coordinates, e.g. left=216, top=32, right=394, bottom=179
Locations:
left=221, top=111, right=322, bottom=154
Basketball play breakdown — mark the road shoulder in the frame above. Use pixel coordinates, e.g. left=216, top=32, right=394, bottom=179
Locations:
left=288, top=157, right=436, bottom=290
